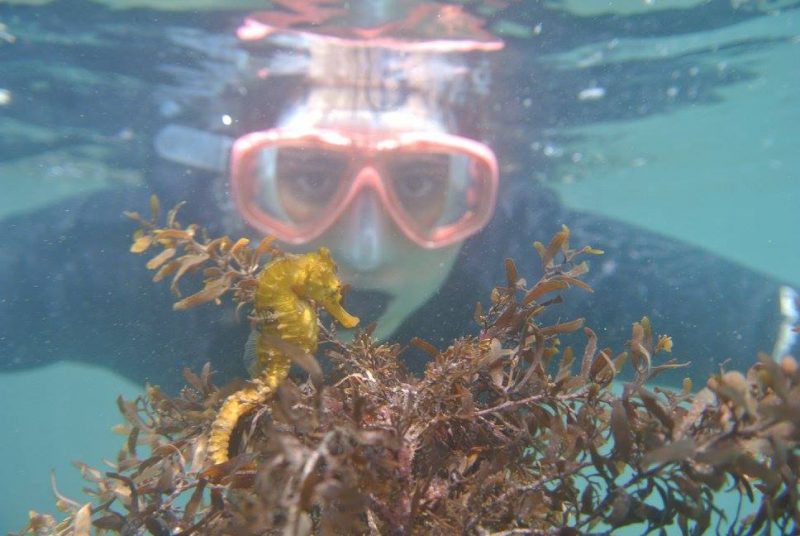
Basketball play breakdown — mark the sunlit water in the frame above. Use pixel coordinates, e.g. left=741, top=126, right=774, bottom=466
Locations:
left=1, top=1, right=798, bottom=532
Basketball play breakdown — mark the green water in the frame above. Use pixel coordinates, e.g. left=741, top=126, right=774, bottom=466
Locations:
left=0, top=364, right=141, bottom=531
left=552, top=23, right=800, bottom=287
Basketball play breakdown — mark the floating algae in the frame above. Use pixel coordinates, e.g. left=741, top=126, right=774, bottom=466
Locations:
left=15, top=198, right=800, bottom=535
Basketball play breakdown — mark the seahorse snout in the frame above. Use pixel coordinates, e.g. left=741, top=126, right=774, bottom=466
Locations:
left=323, top=299, right=360, bottom=329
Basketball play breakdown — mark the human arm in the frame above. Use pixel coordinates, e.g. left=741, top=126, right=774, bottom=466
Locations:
left=0, top=187, right=249, bottom=392
left=395, top=185, right=785, bottom=384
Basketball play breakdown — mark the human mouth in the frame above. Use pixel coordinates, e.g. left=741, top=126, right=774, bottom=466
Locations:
left=339, top=288, right=393, bottom=328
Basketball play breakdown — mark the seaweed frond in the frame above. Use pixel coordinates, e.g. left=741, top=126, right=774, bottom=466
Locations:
left=125, top=194, right=279, bottom=313
left=18, top=203, right=800, bottom=535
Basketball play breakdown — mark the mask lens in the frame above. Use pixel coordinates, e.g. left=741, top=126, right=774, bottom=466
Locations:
left=250, top=145, right=349, bottom=224
left=385, top=153, right=450, bottom=229
left=385, top=149, right=493, bottom=239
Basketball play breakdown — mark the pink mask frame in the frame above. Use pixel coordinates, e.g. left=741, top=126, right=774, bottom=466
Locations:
left=230, top=127, right=499, bottom=249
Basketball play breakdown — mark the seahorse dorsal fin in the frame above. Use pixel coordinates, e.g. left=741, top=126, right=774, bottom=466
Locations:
left=243, top=328, right=260, bottom=377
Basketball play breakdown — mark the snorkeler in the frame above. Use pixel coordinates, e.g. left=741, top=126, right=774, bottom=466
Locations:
left=0, top=2, right=793, bottom=391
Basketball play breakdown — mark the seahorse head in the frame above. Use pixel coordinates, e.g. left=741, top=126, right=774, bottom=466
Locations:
left=301, top=248, right=360, bottom=329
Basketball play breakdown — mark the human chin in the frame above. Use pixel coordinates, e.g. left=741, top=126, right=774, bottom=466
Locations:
left=333, top=242, right=462, bottom=340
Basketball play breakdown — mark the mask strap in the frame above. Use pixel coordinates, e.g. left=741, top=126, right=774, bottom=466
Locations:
left=155, top=124, right=233, bottom=173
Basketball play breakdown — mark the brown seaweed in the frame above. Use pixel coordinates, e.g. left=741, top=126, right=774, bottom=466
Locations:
left=16, top=200, right=800, bottom=535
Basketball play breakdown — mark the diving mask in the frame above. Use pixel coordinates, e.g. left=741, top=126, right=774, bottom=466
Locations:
left=229, top=127, right=498, bottom=249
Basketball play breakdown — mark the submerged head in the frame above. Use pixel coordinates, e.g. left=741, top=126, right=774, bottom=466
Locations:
left=157, top=3, right=503, bottom=338
left=237, top=6, right=504, bottom=336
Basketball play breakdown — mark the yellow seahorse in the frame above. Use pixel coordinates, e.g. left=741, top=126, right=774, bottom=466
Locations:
left=208, top=247, right=359, bottom=465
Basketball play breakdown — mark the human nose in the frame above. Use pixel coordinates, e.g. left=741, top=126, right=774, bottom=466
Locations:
left=339, top=189, right=386, bottom=272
